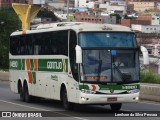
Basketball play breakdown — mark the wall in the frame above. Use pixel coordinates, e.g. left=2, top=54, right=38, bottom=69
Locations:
left=132, top=24, right=160, bottom=33
left=129, top=2, right=155, bottom=12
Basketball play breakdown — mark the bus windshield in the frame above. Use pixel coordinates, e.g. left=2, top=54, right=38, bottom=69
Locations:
left=79, top=32, right=137, bottom=48
left=79, top=32, right=139, bottom=83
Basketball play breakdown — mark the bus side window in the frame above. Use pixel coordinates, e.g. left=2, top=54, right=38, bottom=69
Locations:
left=69, top=30, right=78, bottom=81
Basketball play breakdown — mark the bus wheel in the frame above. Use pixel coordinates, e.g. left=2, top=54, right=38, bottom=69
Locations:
left=24, top=84, right=32, bottom=103
left=18, top=82, right=24, bottom=101
left=62, top=88, right=73, bottom=110
left=19, top=85, right=24, bottom=101
left=110, top=103, right=122, bottom=111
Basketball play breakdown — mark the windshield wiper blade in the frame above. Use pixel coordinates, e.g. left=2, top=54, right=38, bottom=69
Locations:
left=97, top=51, right=102, bottom=81
left=113, top=63, right=125, bottom=81
left=113, top=63, right=132, bottom=82
left=97, top=60, right=102, bottom=77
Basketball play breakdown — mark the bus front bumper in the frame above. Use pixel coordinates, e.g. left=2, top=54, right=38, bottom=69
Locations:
left=79, top=92, right=139, bottom=104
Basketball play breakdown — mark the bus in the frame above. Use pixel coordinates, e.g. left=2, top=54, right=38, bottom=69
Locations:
left=9, top=22, right=149, bottom=110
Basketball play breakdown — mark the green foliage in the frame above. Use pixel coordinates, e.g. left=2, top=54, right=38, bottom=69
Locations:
left=140, top=72, right=160, bottom=84
left=0, top=7, right=21, bottom=69
left=37, top=9, right=59, bottom=21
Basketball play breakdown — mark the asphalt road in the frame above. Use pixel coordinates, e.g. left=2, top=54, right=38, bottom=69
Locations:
left=0, top=81, right=160, bottom=120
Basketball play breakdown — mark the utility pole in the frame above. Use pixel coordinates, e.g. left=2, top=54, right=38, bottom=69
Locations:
left=67, top=0, right=69, bottom=22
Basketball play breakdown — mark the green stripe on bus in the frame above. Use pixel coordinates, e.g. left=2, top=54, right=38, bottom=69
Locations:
left=10, top=59, right=22, bottom=70
left=32, top=72, right=36, bottom=84
left=79, top=84, right=89, bottom=90
left=10, top=58, right=68, bottom=72
left=21, top=59, right=25, bottom=70
left=30, top=59, right=34, bottom=71
left=38, top=59, right=68, bottom=72
left=98, top=84, right=140, bottom=90
left=79, top=84, right=140, bottom=90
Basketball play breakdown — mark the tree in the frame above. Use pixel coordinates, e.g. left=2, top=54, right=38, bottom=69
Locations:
left=37, top=9, right=59, bottom=21
left=0, top=8, right=21, bottom=69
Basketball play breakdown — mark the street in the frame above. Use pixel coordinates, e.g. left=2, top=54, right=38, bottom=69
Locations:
left=0, top=81, right=160, bottom=120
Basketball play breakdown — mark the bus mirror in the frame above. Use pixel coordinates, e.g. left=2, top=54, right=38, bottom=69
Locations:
left=140, top=46, right=149, bottom=65
left=75, top=45, right=82, bottom=63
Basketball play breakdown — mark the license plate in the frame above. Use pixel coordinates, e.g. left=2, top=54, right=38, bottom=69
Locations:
left=107, top=97, right=117, bottom=102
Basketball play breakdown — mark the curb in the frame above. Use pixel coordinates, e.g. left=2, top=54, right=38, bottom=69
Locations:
left=0, top=72, right=9, bottom=81
left=140, top=84, right=160, bottom=102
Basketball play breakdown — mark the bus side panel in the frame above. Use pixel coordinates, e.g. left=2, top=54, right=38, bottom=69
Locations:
left=9, top=70, right=17, bottom=93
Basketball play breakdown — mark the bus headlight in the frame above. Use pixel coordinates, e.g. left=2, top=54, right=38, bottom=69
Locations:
left=127, top=89, right=139, bottom=94
left=81, top=89, right=96, bottom=94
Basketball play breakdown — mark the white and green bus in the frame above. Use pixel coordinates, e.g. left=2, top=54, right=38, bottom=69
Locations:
left=10, top=22, right=149, bottom=110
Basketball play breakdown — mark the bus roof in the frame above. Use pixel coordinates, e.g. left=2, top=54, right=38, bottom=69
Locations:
left=11, top=22, right=132, bottom=36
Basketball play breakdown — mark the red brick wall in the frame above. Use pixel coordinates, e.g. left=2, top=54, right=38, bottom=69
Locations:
left=121, top=19, right=151, bottom=27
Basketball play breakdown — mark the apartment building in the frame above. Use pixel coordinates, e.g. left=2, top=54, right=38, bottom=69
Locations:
left=75, top=11, right=116, bottom=24
left=121, top=19, right=151, bottom=27
left=129, top=1, right=155, bottom=12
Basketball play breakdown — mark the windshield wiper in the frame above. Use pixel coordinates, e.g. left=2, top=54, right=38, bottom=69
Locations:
left=97, top=51, right=102, bottom=81
left=113, top=63, right=125, bottom=81
left=113, top=63, right=132, bottom=82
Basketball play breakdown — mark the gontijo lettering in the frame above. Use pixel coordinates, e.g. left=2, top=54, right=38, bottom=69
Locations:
left=47, top=61, right=62, bottom=69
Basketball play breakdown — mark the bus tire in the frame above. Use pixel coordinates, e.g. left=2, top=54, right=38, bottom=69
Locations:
left=18, top=81, right=24, bottom=101
left=23, top=83, right=32, bottom=103
left=110, top=103, right=122, bottom=111
left=19, top=85, right=24, bottom=101
left=62, top=87, right=73, bottom=110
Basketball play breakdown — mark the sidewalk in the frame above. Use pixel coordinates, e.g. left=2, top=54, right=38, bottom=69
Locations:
left=140, top=83, right=160, bottom=102
left=0, top=71, right=9, bottom=81
left=0, top=72, right=160, bottom=102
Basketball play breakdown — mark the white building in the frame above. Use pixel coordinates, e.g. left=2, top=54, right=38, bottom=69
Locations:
left=74, top=0, right=95, bottom=8
left=132, top=24, right=160, bottom=33
left=106, top=5, right=127, bottom=16
left=99, top=2, right=110, bottom=9
left=151, top=14, right=160, bottom=25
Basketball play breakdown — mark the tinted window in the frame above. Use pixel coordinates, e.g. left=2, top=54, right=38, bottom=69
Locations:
left=10, top=30, right=68, bottom=56
left=79, top=32, right=137, bottom=48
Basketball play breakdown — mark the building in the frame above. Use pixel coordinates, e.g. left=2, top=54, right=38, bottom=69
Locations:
left=138, top=14, right=160, bottom=25
left=48, top=0, right=74, bottom=9
left=74, top=0, right=95, bottom=8
left=75, top=11, right=116, bottom=24
left=132, top=24, right=160, bottom=33
left=0, top=0, right=26, bottom=7
left=129, top=1, right=155, bottom=12
left=121, top=19, right=151, bottom=27
left=104, top=4, right=127, bottom=16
